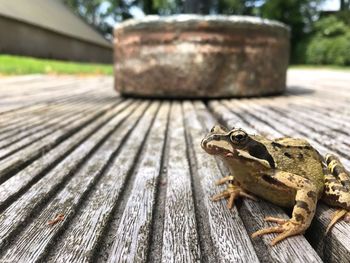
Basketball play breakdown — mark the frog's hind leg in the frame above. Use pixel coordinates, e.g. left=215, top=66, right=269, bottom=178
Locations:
left=322, top=174, right=350, bottom=233
left=322, top=154, right=350, bottom=233
left=251, top=171, right=318, bottom=245
left=212, top=175, right=257, bottom=209
left=326, top=154, right=350, bottom=188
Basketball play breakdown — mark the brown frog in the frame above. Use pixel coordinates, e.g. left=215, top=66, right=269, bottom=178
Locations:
left=201, top=125, right=350, bottom=245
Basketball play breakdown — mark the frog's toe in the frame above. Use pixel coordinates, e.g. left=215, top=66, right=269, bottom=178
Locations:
left=252, top=220, right=304, bottom=246
left=211, top=190, right=239, bottom=209
left=215, top=175, right=234, bottom=185
left=227, top=192, right=236, bottom=209
left=251, top=226, right=283, bottom=239
left=211, top=191, right=230, bottom=201
left=212, top=186, right=257, bottom=209
left=270, top=224, right=303, bottom=246
left=264, top=216, right=288, bottom=225
left=326, top=209, right=348, bottom=233
left=344, top=212, right=350, bottom=222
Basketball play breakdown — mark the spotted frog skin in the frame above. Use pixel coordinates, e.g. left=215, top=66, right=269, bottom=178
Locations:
left=201, top=125, right=350, bottom=245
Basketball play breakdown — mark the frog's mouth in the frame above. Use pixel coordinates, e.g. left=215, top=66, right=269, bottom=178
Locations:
left=201, top=138, right=237, bottom=157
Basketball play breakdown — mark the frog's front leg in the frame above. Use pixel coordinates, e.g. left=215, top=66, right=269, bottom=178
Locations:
left=212, top=175, right=257, bottom=209
left=252, top=171, right=317, bottom=245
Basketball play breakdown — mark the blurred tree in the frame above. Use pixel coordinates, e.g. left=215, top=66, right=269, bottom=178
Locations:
left=152, top=0, right=183, bottom=14
left=217, top=0, right=258, bottom=15
left=303, top=15, right=350, bottom=65
left=340, top=0, right=350, bottom=10
left=65, top=0, right=105, bottom=26
left=261, top=0, right=325, bottom=61
left=65, top=0, right=326, bottom=62
left=64, top=0, right=139, bottom=38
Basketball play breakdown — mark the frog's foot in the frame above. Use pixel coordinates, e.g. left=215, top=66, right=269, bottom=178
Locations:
left=215, top=175, right=234, bottom=186
left=326, top=209, right=350, bottom=233
left=252, top=218, right=305, bottom=246
left=211, top=182, right=257, bottom=209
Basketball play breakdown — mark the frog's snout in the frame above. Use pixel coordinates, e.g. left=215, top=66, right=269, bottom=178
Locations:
left=202, top=134, right=236, bottom=157
left=201, top=138, right=211, bottom=150
left=201, top=137, right=220, bottom=155
left=201, top=138, right=209, bottom=150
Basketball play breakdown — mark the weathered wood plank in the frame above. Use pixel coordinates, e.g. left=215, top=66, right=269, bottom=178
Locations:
left=287, top=70, right=350, bottom=99
left=307, top=204, right=350, bottom=262
left=222, top=100, right=335, bottom=157
left=0, top=84, right=97, bottom=105
left=0, top=100, right=121, bottom=184
left=0, top=89, right=108, bottom=132
left=183, top=101, right=260, bottom=263
left=0, top=79, right=114, bottom=114
left=0, top=98, right=106, bottom=143
left=0, top=99, right=123, bottom=211
left=46, top=102, right=159, bottom=262
left=0, top=77, right=110, bottom=98
left=0, top=102, right=149, bottom=262
left=0, top=79, right=80, bottom=99
left=0, top=101, right=140, bottom=254
left=0, top=71, right=349, bottom=262
left=255, top=98, right=350, bottom=149
left=0, top=75, right=44, bottom=86
left=0, top=100, right=102, bottom=151
left=161, top=102, right=201, bottom=263
left=106, top=102, right=170, bottom=263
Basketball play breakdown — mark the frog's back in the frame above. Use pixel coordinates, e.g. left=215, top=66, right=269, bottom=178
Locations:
left=255, top=136, right=324, bottom=188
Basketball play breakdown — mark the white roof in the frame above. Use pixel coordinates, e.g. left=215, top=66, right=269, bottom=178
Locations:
left=0, top=0, right=111, bottom=48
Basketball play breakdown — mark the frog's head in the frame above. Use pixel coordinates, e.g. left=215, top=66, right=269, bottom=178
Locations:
left=201, top=125, right=249, bottom=158
left=201, top=125, right=275, bottom=169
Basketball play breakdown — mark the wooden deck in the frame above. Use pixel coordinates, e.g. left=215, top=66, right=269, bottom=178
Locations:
left=0, top=70, right=350, bottom=262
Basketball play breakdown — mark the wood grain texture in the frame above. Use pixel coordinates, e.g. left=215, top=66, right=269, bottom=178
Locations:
left=0, top=101, right=138, bottom=252
left=0, top=102, right=149, bottom=262
left=0, top=101, right=100, bottom=159
left=161, top=102, right=201, bottom=263
left=0, top=71, right=349, bottom=262
left=107, top=102, right=170, bottom=263
left=0, top=99, right=120, bottom=184
left=0, top=99, right=123, bottom=211
left=0, top=91, right=107, bottom=138
left=47, top=102, right=159, bottom=262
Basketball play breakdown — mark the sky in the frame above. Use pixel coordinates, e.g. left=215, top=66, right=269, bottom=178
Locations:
left=321, top=0, right=340, bottom=11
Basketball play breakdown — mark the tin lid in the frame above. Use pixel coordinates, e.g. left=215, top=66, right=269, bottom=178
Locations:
left=115, top=15, right=290, bottom=37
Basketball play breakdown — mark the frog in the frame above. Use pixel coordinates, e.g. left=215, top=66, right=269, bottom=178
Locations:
left=201, top=124, right=350, bottom=245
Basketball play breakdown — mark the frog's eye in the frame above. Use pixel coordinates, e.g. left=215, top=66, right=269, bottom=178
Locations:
left=230, top=130, right=248, bottom=144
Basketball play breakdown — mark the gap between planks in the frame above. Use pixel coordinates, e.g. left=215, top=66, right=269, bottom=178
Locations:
left=0, top=101, right=143, bottom=259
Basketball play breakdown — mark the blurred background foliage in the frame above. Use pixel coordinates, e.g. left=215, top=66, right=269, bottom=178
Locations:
left=64, top=0, right=350, bottom=65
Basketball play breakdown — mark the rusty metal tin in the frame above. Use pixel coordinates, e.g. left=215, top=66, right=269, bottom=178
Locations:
left=114, top=15, right=290, bottom=98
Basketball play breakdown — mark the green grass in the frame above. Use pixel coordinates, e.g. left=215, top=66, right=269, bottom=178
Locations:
left=0, top=55, right=113, bottom=75
left=289, top=65, right=350, bottom=71
left=1, top=55, right=349, bottom=76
